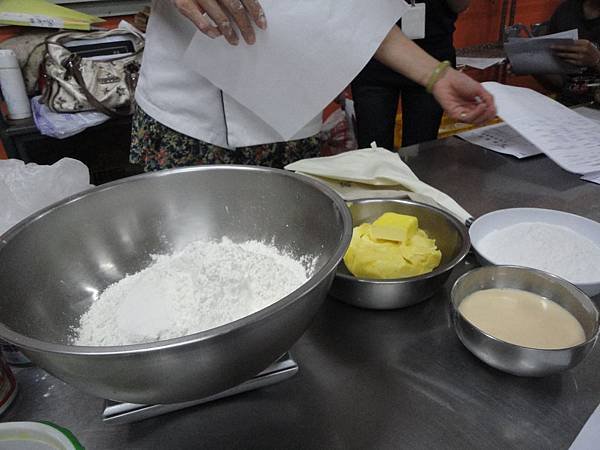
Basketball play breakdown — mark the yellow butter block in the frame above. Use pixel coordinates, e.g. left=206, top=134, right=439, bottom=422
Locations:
left=370, top=212, right=418, bottom=242
left=343, top=212, right=442, bottom=280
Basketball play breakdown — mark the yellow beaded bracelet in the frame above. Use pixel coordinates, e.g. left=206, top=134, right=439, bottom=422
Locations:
left=425, top=60, right=451, bottom=94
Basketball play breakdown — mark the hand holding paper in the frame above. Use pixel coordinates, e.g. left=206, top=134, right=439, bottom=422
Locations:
left=482, top=82, right=600, bottom=175
left=183, top=0, right=409, bottom=140
left=172, top=0, right=266, bottom=45
left=504, top=30, right=581, bottom=75
left=552, top=39, right=600, bottom=68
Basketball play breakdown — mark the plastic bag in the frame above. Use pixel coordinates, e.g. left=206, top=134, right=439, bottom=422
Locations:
left=31, top=96, right=109, bottom=139
left=319, top=98, right=358, bottom=156
left=0, top=158, right=93, bottom=236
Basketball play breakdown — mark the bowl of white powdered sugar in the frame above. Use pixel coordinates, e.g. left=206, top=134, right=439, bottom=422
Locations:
left=0, top=166, right=352, bottom=404
left=469, top=208, right=600, bottom=297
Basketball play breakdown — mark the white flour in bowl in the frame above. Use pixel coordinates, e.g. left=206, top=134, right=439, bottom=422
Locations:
left=74, top=238, right=314, bottom=346
left=477, top=222, right=600, bottom=284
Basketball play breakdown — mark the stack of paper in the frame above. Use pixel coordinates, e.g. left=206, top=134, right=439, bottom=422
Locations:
left=459, top=82, right=600, bottom=185
left=459, top=106, right=600, bottom=161
left=0, top=0, right=104, bottom=30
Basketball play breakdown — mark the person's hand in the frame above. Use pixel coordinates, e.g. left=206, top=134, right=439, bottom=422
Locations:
left=431, top=68, right=496, bottom=124
left=552, top=40, right=600, bottom=68
left=172, top=0, right=267, bottom=45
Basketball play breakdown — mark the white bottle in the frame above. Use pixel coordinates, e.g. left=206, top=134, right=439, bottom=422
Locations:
left=0, top=49, right=32, bottom=120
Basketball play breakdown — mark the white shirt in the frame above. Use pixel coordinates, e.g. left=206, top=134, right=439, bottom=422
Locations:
left=135, top=0, right=321, bottom=149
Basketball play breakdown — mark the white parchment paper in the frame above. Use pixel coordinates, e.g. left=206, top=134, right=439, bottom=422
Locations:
left=182, top=0, right=408, bottom=140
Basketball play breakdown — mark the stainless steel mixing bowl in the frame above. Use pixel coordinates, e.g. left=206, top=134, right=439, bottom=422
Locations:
left=0, top=166, right=352, bottom=404
left=329, top=198, right=470, bottom=309
left=451, top=266, right=599, bottom=377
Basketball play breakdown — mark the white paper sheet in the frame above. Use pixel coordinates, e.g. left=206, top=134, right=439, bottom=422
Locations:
left=458, top=107, right=600, bottom=160
left=505, top=29, right=579, bottom=75
left=482, top=82, right=600, bottom=175
left=581, top=171, right=600, bottom=185
left=456, top=57, right=505, bottom=70
left=575, top=106, right=600, bottom=123
left=532, top=29, right=579, bottom=40
left=570, top=404, right=600, bottom=450
left=458, top=123, right=542, bottom=159
left=182, top=0, right=408, bottom=140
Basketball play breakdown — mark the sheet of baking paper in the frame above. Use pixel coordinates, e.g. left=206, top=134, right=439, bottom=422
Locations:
left=505, top=29, right=579, bottom=75
left=285, top=145, right=472, bottom=223
left=581, top=171, right=600, bottom=185
left=458, top=123, right=542, bottom=158
left=482, top=82, right=600, bottom=174
left=182, top=0, right=408, bottom=140
left=575, top=106, right=600, bottom=123
left=570, top=403, right=600, bottom=450
left=458, top=107, right=600, bottom=160
left=456, top=57, right=505, bottom=70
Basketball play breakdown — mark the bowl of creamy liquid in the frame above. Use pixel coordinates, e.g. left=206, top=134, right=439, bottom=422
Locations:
left=451, top=266, right=599, bottom=377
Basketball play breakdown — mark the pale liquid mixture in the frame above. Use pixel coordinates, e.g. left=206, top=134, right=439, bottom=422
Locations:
left=458, top=288, right=586, bottom=349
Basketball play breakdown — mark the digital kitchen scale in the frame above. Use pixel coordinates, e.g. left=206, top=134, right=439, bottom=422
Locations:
left=102, top=353, right=298, bottom=424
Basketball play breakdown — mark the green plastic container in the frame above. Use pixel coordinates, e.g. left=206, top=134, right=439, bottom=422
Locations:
left=0, top=421, right=84, bottom=449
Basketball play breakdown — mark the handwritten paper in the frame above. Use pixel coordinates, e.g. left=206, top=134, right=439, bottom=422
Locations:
left=458, top=106, right=600, bottom=160
left=456, top=57, right=505, bottom=70
left=0, top=12, right=64, bottom=28
left=182, top=0, right=408, bottom=140
left=458, top=123, right=542, bottom=159
left=482, top=82, right=600, bottom=175
left=0, top=0, right=103, bottom=30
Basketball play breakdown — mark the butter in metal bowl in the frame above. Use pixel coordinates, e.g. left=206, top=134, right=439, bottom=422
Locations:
left=343, top=212, right=442, bottom=279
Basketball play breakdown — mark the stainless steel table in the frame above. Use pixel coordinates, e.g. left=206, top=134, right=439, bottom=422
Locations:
left=5, top=136, right=600, bottom=450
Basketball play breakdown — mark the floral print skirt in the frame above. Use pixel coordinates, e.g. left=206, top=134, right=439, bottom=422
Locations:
left=130, top=106, right=321, bottom=171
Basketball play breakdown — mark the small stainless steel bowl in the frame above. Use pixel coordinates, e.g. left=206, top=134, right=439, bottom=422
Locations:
left=451, top=266, right=600, bottom=377
left=329, top=198, right=470, bottom=309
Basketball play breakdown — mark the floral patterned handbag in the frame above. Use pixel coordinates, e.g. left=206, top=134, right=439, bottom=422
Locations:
left=41, top=28, right=144, bottom=117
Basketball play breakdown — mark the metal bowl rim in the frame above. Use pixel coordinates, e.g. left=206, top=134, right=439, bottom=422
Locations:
left=0, top=165, right=353, bottom=356
left=469, top=207, right=600, bottom=288
left=335, top=197, right=470, bottom=284
left=450, top=265, right=600, bottom=352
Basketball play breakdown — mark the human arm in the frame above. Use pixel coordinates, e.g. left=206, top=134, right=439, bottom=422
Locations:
left=446, top=0, right=471, bottom=14
left=374, top=25, right=496, bottom=124
left=171, top=0, right=267, bottom=45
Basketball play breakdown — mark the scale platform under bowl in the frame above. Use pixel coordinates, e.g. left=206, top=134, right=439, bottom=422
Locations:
left=102, top=353, right=298, bottom=424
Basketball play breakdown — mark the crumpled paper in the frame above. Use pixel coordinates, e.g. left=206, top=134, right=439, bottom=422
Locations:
left=285, top=144, right=472, bottom=223
left=0, top=158, right=93, bottom=236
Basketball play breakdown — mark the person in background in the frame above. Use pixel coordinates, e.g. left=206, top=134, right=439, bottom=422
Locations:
left=351, top=0, right=471, bottom=150
left=539, top=0, right=600, bottom=105
left=131, top=0, right=494, bottom=172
